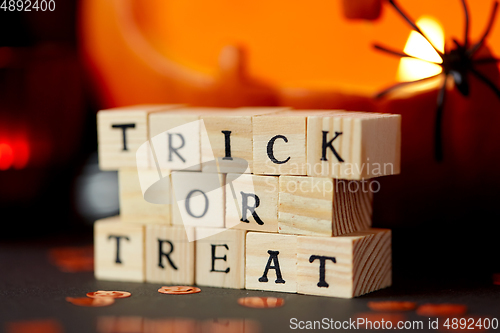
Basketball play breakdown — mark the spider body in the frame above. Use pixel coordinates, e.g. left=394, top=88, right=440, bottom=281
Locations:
left=374, top=0, right=500, bottom=161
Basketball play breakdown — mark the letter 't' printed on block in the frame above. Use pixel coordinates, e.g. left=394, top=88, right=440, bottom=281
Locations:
left=225, top=173, right=279, bottom=232
left=94, top=216, right=145, bottom=282
left=97, top=104, right=180, bottom=170
left=245, top=232, right=297, bottom=293
left=307, top=111, right=401, bottom=179
left=195, top=228, right=246, bottom=289
left=171, top=172, right=225, bottom=229
left=145, top=225, right=195, bottom=285
left=297, top=228, right=392, bottom=298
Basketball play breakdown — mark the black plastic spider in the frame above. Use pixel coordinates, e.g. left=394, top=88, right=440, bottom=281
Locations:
left=374, top=0, right=500, bottom=161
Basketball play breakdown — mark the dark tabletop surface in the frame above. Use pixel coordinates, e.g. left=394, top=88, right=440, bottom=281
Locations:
left=1, top=235, right=500, bottom=333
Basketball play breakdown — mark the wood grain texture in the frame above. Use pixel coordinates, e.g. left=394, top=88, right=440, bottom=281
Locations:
left=149, top=108, right=200, bottom=171
left=225, top=173, right=279, bottom=232
left=278, top=177, right=373, bottom=237
left=252, top=111, right=332, bottom=176
left=245, top=232, right=297, bottom=293
left=201, top=107, right=287, bottom=174
left=94, top=216, right=145, bottom=282
left=145, top=225, right=195, bottom=285
left=195, top=228, right=246, bottom=289
left=171, top=172, right=225, bottom=228
left=119, top=168, right=171, bottom=224
left=297, top=228, right=392, bottom=298
left=97, top=105, right=179, bottom=170
left=278, top=176, right=334, bottom=236
left=307, top=111, right=401, bottom=179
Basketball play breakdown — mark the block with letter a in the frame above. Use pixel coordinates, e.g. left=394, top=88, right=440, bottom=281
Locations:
left=245, top=232, right=297, bottom=293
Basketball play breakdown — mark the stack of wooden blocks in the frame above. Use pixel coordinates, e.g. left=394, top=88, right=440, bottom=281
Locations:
left=94, top=105, right=401, bottom=298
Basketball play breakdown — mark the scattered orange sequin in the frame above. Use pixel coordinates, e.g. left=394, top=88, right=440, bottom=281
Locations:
left=87, top=291, right=131, bottom=299
left=237, top=297, right=285, bottom=309
left=367, top=301, right=417, bottom=312
left=157, top=286, right=201, bottom=295
left=417, top=304, right=468, bottom=317
left=66, top=297, right=114, bottom=307
left=48, top=246, right=94, bottom=272
left=5, top=319, right=63, bottom=333
left=355, top=313, right=407, bottom=328
left=492, top=273, right=500, bottom=285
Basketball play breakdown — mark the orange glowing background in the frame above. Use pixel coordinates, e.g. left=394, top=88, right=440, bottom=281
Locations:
left=80, top=0, right=500, bottom=106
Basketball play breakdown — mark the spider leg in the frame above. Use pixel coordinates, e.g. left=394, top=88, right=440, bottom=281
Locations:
left=375, top=74, right=442, bottom=99
left=470, top=67, right=500, bottom=98
left=435, top=75, right=448, bottom=162
left=373, top=43, right=442, bottom=64
left=460, top=0, right=470, bottom=48
left=387, top=0, right=444, bottom=60
left=468, top=1, right=499, bottom=56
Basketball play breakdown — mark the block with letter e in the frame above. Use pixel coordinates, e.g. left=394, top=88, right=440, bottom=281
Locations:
left=297, top=228, right=392, bottom=298
left=145, top=225, right=195, bottom=285
left=245, top=232, right=297, bottom=293
left=195, top=228, right=246, bottom=289
left=94, top=216, right=145, bottom=282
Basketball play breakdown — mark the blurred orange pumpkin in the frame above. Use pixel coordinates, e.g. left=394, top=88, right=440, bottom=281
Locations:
left=79, top=0, right=500, bottom=232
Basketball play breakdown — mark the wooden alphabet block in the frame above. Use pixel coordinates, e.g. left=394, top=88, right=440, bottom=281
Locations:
left=245, top=232, right=297, bottom=293
left=149, top=108, right=201, bottom=171
left=97, top=104, right=180, bottom=170
left=195, top=228, right=246, bottom=289
left=278, top=176, right=372, bottom=236
left=94, top=216, right=145, bottom=282
left=252, top=110, right=333, bottom=176
left=297, top=228, right=392, bottom=298
left=200, top=107, right=287, bottom=174
left=225, top=173, right=279, bottom=232
left=307, top=111, right=401, bottom=179
left=145, top=225, right=195, bottom=285
left=119, top=168, right=171, bottom=224
left=171, top=172, right=225, bottom=228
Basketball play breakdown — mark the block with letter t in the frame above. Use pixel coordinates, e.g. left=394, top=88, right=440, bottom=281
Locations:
left=94, top=216, right=145, bottom=282
left=195, top=228, right=246, bottom=289
left=297, top=228, right=392, bottom=298
left=97, top=104, right=180, bottom=170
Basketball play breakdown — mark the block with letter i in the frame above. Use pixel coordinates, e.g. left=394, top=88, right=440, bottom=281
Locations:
left=245, top=232, right=297, bottom=293
left=94, top=216, right=145, bottom=282
left=195, top=228, right=246, bottom=289
left=145, top=225, right=195, bottom=285
left=97, top=104, right=180, bottom=170
left=297, top=228, right=392, bottom=298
